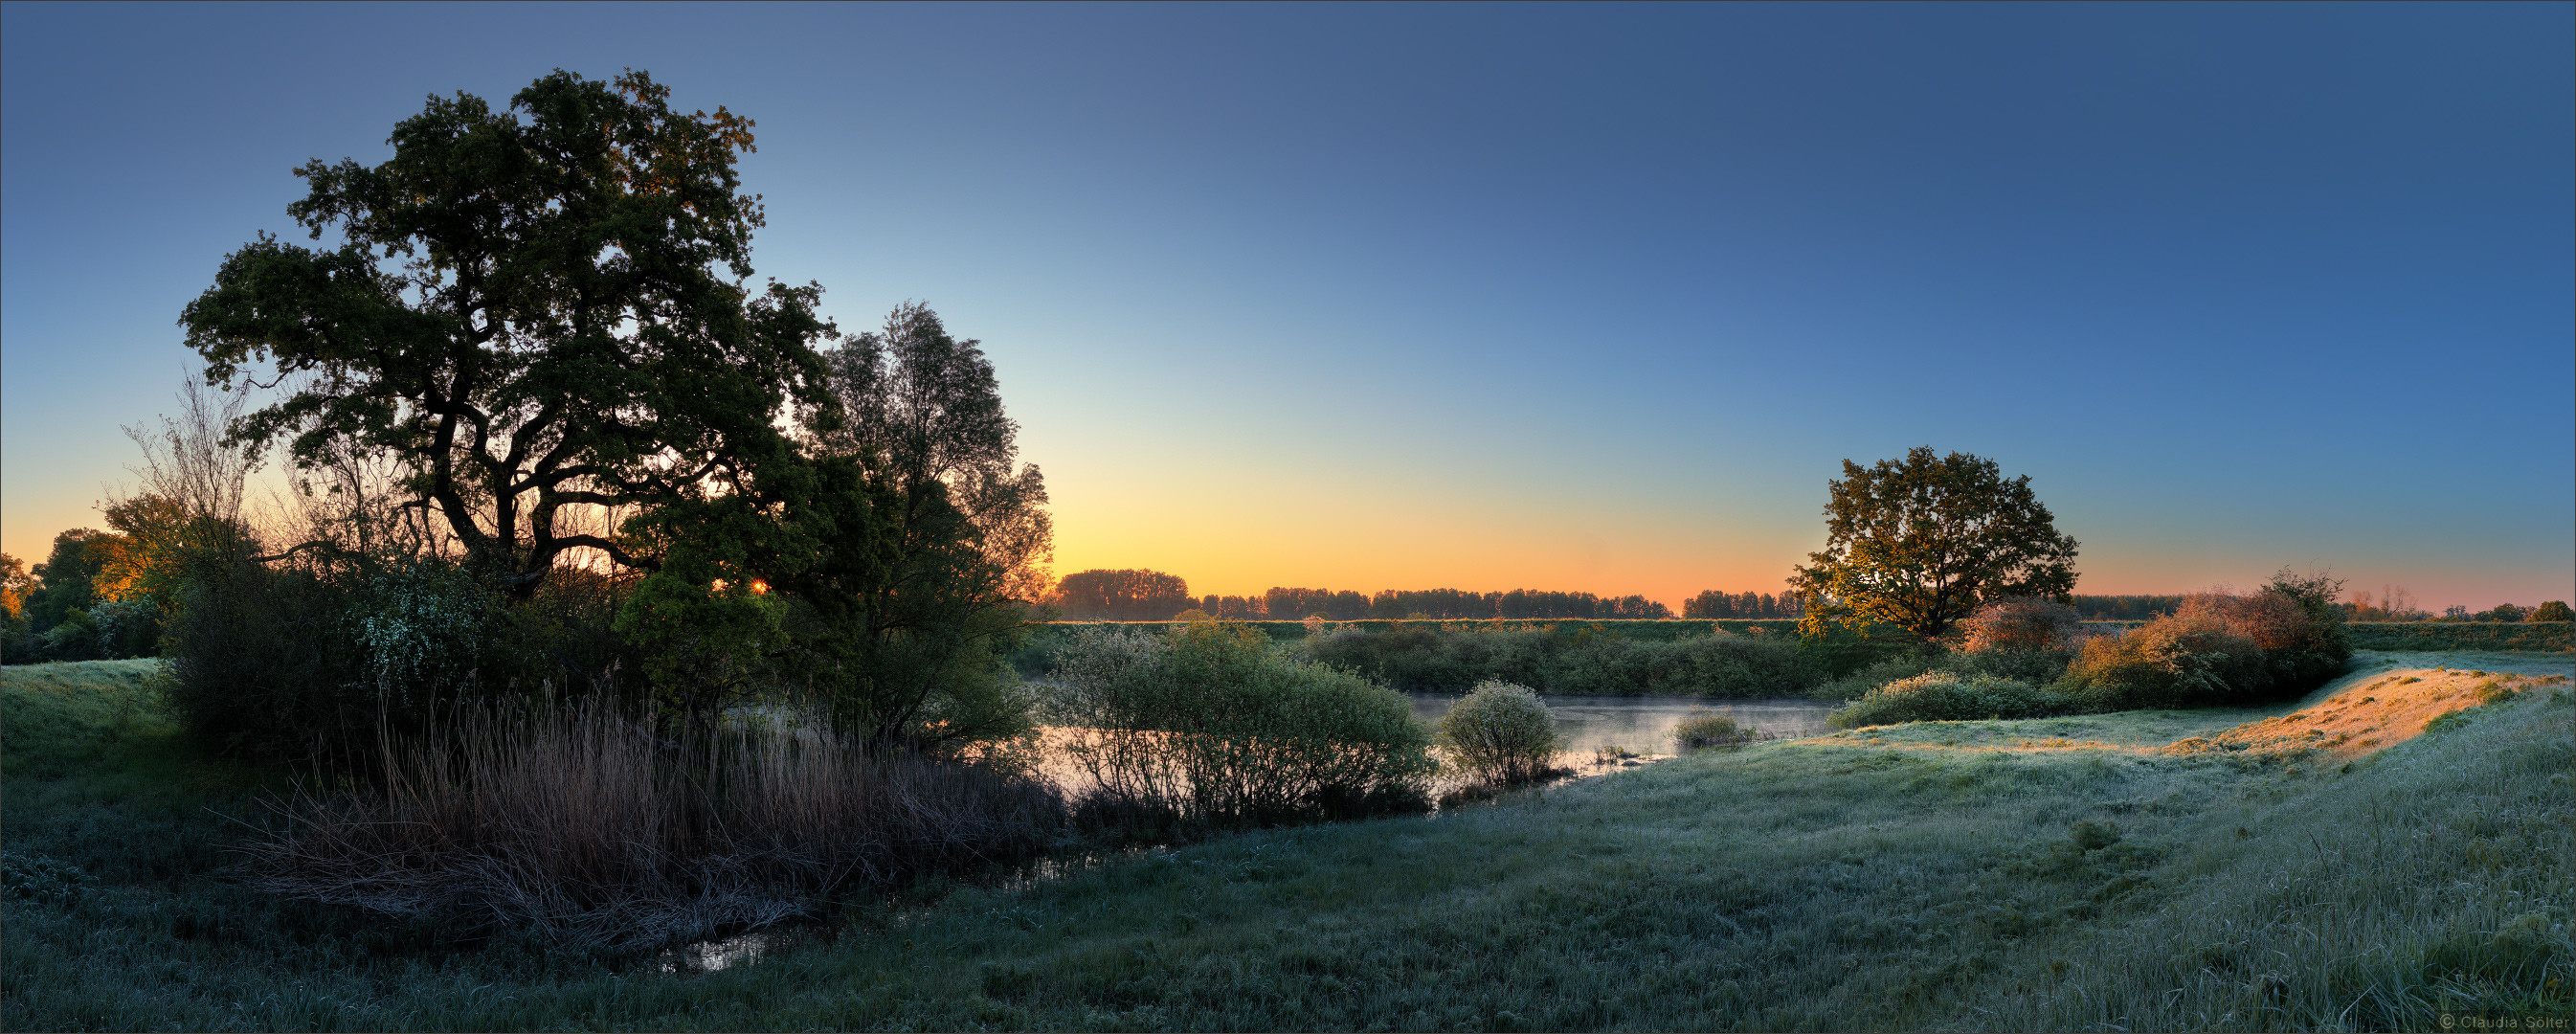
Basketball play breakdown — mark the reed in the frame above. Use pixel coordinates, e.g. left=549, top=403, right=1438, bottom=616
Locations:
left=238, top=698, right=1060, bottom=951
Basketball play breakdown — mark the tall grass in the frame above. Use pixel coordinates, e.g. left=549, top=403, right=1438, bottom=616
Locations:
left=240, top=699, right=1060, bottom=952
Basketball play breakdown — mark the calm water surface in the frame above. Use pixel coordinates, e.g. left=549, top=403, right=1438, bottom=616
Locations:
left=1406, top=692, right=1836, bottom=754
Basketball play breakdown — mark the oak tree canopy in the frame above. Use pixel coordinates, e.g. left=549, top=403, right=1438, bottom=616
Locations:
left=180, top=69, right=836, bottom=596
left=1788, top=447, right=2078, bottom=644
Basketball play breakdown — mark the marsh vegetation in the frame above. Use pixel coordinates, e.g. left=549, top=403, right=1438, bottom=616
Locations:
left=8, top=652, right=2568, bottom=1031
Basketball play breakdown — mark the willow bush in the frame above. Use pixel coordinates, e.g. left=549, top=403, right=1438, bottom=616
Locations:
left=1828, top=671, right=2079, bottom=728
left=1048, top=621, right=1434, bottom=831
left=1435, top=679, right=1563, bottom=783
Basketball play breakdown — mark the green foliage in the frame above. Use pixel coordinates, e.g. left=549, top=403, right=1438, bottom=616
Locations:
left=1670, top=709, right=1749, bottom=751
left=1052, top=569, right=1194, bottom=620
left=2068, top=594, right=2187, bottom=620
left=1807, top=653, right=1942, bottom=703
left=1050, top=621, right=1435, bottom=830
left=1301, top=623, right=1823, bottom=697
left=1960, top=596, right=2086, bottom=652
left=2058, top=608, right=2268, bottom=710
left=163, top=551, right=630, bottom=766
left=2530, top=600, right=2573, bottom=623
left=2056, top=580, right=2351, bottom=712
left=1435, top=680, right=1563, bottom=783
left=780, top=303, right=1052, bottom=751
left=180, top=69, right=836, bottom=596
left=1789, top=447, right=2079, bottom=643
left=1828, top=671, right=2078, bottom=728
left=21, top=529, right=104, bottom=641
left=1945, top=645, right=2077, bottom=686
left=2345, top=620, right=2576, bottom=651
left=1681, top=589, right=1803, bottom=618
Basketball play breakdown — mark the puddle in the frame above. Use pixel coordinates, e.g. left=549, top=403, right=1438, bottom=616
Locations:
left=659, top=930, right=790, bottom=974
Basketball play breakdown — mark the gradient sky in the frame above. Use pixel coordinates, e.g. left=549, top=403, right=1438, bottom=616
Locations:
left=4, top=2, right=2570, bottom=611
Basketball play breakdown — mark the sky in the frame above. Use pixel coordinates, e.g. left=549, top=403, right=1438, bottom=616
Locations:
left=4, top=2, right=2570, bottom=612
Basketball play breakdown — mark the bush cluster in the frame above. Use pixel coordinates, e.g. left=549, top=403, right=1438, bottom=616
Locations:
left=1828, top=672, right=2078, bottom=729
left=1048, top=621, right=1436, bottom=832
left=1302, top=624, right=1824, bottom=698
left=1823, top=573, right=2351, bottom=728
left=1434, top=680, right=1563, bottom=783
left=165, top=552, right=638, bottom=766
left=1671, top=709, right=1752, bottom=751
left=2059, top=581, right=2348, bottom=710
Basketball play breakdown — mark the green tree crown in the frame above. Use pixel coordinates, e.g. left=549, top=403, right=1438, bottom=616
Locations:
left=1788, top=447, right=2078, bottom=644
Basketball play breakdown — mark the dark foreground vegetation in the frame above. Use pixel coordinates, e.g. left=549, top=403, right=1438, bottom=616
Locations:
left=8, top=654, right=2569, bottom=1031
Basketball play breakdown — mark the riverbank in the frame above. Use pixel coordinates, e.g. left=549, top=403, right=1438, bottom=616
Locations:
left=6, top=656, right=2568, bottom=1030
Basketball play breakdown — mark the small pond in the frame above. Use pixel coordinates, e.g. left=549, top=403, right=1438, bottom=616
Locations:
left=1405, top=692, right=1836, bottom=755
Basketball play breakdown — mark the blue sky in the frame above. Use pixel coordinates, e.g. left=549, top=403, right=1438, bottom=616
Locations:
left=4, top=2, right=2569, bottom=609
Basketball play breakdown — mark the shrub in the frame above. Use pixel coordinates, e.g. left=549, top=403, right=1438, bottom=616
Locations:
left=1050, top=621, right=1435, bottom=830
left=2056, top=582, right=2348, bottom=711
left=1436, top=680, right=1563, bottom=783
left=2, top=852, right=96, bottom=905
left=240, top=699, right=1059, bottom=952
left=1959, top=596, right=2086, bottom=653
left=1943, top=646, right=2075, bottom=686
left=1671, top=709, right=1750, bottom=751
left=1828, top=672, right=2076, bottom=728
left=1810, top=655, right=1942, bottom=703
left=166, top=551, right=645, bottom=769
left=1300, top=624, right=1821, bottom=698
left=2057, top=606, right=2266, bottom=710
left=2530, top=600, right=2573, bottom=623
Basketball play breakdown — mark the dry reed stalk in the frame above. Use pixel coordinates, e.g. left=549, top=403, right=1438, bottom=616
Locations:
left=240, top=698, right=1060, bottom=951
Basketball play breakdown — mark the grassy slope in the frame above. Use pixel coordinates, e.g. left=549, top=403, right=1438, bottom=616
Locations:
left=6, top=656, right=2570, bottom=1031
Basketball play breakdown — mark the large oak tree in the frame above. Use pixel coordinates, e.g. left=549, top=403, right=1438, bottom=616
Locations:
left=180, top=69, right=836, bottom=596
left=1788, top=447, right=2078, bottom=644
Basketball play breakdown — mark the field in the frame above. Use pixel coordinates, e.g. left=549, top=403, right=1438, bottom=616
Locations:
left=1038, top=618, right=2574, bottom=650
left=1033, top=618, right=1789, bottom=643
left=2346, top=622, right=2576, bottom=652
left=5, top=653, right=2570, bottom=1031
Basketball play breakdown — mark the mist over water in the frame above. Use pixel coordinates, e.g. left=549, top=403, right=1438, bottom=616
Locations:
left=1406, top=692, right=1834, bottom=755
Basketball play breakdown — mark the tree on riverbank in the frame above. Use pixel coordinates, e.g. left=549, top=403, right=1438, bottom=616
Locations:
left=1789, top=447, right=2078, bottom=644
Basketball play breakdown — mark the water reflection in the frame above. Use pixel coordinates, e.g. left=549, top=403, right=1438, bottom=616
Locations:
left=660, top=930, right=784, bottom=974
left=1406, top=692, right=1835, bottom=755
left=653, top=692, right=1836, bottom=975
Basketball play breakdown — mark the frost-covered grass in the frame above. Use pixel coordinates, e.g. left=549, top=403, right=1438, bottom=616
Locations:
left=7, top=658, right=2568, bottom=1031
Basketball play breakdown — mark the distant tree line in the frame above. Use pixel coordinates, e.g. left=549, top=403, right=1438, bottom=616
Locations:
left=1, top=493, right=203, bottom=663
left=1049, top=571, right=1676, bottom=621
left=2068, top=595, right=2187, bottom=621
left=2066, top=591, right=2565, bottom=624
left=1681, top=591, right=1806, bottom=619
left=1051, top=569, right=1198, bottom=620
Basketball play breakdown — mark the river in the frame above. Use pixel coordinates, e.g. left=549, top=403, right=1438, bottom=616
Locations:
left=1404, top=691, right=1837, bottom=755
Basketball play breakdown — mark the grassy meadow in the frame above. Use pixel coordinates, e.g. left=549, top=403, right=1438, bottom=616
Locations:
left=6, top=653, right=2571, bottom=1031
